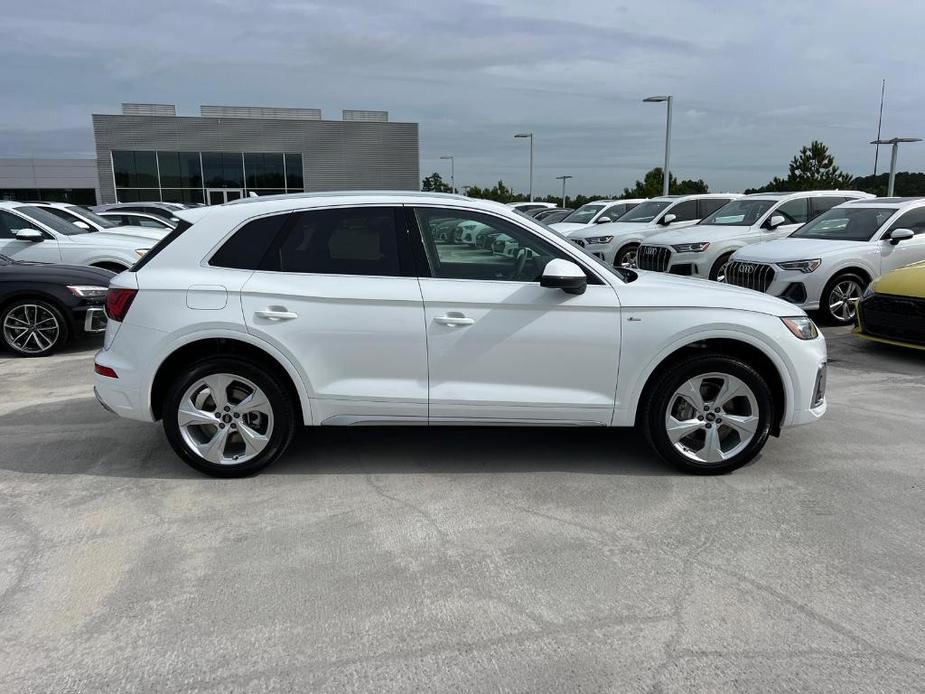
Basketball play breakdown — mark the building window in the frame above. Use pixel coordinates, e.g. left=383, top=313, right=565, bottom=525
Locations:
left=113, top=150, right=306, bottom=204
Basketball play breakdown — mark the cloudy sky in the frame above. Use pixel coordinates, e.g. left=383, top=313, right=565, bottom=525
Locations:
left=2, top=0, right=923, bottom=195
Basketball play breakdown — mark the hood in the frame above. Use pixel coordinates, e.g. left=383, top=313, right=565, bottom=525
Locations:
left=95, top=226, right=167, bottom=242
left=872, top=262, right=925, bottom=299
left=628, top=270, right=803, bottom=317
left=68, top=231, right=157, bottom=248
left=549, top=222, right=593, bottom=233
left=1, top=261, right=114, bottom=284
left=732, top=237, right=869, bottom=262
left=644, top=223, right=754, bottom=246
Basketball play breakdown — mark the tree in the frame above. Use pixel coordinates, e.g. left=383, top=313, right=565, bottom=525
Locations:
left=464, top=180, right=522, bottom=203
left=852, top=171, right=925, bottom=197
left=746, top=141, right=853, bottom=193
left=620, top=168, right=709, bottom=198
left=422, top=172, right=452, bottom=193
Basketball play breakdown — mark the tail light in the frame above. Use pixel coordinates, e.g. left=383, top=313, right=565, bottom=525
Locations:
left=105, top=288, right=137, bottom=322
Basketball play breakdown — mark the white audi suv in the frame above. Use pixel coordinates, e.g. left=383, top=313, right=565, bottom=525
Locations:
left=725, top=197, right=925, bottom=324
left=636, top=191, right=874, bottom=281
left=94, top=192, right=827, bottom=477
left=549, top=199, right=645, bottom=235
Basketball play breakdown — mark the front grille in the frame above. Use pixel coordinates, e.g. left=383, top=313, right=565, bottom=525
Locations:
left=859, top=294, right=925, bottom=345
left=725, top=261, right=776, bottom=293
left=637, top=245, right=671, bottom=272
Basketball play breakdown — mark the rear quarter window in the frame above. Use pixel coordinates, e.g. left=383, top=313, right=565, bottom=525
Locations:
left=209, top=214, right=291, bottom=269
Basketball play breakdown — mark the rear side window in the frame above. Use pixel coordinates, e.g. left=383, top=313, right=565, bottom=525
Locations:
left=262, top=207, right=411, bottom=277
left=210, top=214, right=290, bottom=269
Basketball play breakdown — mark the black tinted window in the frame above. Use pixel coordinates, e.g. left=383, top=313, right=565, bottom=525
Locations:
left=698, top=198, right=730, bottom=218
left=888, top=207, right=925, bottom=236
left=668, top=200, right=698, bottom=222
left=775, top=198, right=809, bottom=224
left=264, top=207, right=407, bottom=276
left=211, top=214, right=290, bottom=269
left=809, top=197, right=847, bottom=219
left=0, top=211, right=30, bottom=239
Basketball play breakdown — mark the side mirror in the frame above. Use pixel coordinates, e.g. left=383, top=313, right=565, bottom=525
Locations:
left=540, top=258, right=587, bottom=295
left=596, top=217, right=612, bottom=224
left=889, top=228, right=914, bottom=245
left=72, top=221, right=91, bottom=230
left=14, top=229, right=44, bottom=242
left=766, top=214, right=786, bottom=230
left=660, top=213, right=677, bottom=226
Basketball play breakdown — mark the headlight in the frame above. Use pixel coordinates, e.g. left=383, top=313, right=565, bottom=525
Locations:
left=671, top=242, right=710, bottom=253
left=66, top=285, right=108, bottom=298
left=135, top=248, right=150, bottom=257
left=584, top=236, right=613, bottom=245
left=777, top=258, right=821, bottom=273
left=781, top=316, right=819, bottom=340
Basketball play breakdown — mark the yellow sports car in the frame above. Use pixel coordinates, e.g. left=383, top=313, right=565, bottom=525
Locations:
left=855, top=260, right=925, bottom=350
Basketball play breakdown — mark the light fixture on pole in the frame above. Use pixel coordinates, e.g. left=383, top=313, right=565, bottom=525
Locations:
left=870, top=137, right=922, bottom=196
left=514, top=133, right=534, bottom=201
left=555, top=175, right=573, bottom=208
left=643, top=95, right=673, bottom=196
left=439, top=155, right=455, bottom=193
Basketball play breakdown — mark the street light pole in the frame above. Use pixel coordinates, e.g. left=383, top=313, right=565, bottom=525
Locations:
left=555, top=175, right=573, bottom=208
left=644, top=96, right=673, bottom=196
left=439, top=155, right=455, bottom=193
left=870, top=137, right=922, bottom=196
left=514, top=133, right=534, bottom=201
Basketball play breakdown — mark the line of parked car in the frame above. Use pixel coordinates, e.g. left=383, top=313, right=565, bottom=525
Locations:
left=0, top=201, right=194, bottom=356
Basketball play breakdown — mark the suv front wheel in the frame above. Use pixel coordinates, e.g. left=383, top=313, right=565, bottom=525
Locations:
left=641, top=354, right=773, bottom=474
left=163, top=358, right=296, bottom=477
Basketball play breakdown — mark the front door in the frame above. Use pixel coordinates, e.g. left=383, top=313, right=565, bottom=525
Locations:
left=0, top=210, right=61, bottom=263
left=207, top=189, right=244, bottom=205
left=412, top=206, right=621, bottom=425
left=239, top=205, right=428, bottom=424
left=880, top=207, right=925, bottom=273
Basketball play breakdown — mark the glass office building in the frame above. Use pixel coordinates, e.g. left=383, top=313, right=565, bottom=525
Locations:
left=111, top=150, right=304, bottom=204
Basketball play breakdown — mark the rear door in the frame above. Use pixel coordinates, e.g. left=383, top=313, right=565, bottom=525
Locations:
left=411, top=206, right=621, bottom=424
left=238, top=206, right=428, bottom=424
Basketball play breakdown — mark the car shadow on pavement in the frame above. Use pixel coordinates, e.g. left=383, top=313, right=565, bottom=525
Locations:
left=0, top=397, right=677, bottom=479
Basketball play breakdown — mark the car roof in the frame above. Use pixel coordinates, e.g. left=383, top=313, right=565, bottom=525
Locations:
left=840, top=196, right=925, bottom=209
left=743, top=190, right=874, bottom=201
left=648, top=193, right=743, bottom=202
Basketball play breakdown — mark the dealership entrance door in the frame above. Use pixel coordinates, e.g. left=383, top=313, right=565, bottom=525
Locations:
left=207, top=188, right=243, bottom=205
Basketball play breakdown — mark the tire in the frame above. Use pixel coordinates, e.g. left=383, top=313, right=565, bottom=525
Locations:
left=163, top=357, right=296, bottom=477
left=615, top=243, right=640, bottom=269
left=819, top=273, right=865, bottom=325
left=0, top=299, right=69, bottom=357
left=709, top=253, right=734, bottom=282
left=641, top=354, right=773, bottom=475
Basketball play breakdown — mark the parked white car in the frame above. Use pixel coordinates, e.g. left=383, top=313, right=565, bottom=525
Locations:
left=568, top=194, right=741, bottom=267
left=94, top=192, right=827, bottom=478
left=30, top=202, right=170, bottom=241
left=725, top=197, right=925, bottom=324
left=506, top=202, right=556, bottom=214
left=0, top=202, right=154, bottom=271
left=636, top=191, right=875, bottom=281
left=97, top=211, right=176, bottom=232
left=549, top=199, right=646, bottom=234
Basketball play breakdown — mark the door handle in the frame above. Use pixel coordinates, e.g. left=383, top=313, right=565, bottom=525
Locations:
left=255, top=309, right=298, bottom=321
left=434, top=314, right=475, bottom=327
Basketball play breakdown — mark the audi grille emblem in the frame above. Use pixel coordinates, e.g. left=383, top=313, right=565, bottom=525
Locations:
left=644, top=247, right=656, bottom=255
left=739, top=264, right=754, bottom=274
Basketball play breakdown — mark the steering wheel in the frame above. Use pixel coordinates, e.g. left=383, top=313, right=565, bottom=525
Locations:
left=510, top=248, right=528, bottom=281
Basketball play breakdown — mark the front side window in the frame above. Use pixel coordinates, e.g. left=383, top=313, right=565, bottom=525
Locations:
left=809, top=196, right=848, bottom=219
left=263, top=207, right=409, bottom=277
left=560, top=204, right=604, bottom=225
left=774, top=198, right=809, bottom=224
left=666, top=199, right=698, bottom=222
left=791, top=207, right=896, bottom=242
left=698, top=198, right=731, bottom=218
left=0, top=211, right=34, bottom=239
left=414, top=208, right=570, bottom=282
left=16, top=206, right=82, bottom=236
left=616, top=200, right=672, bottom=223
left=886, top=208, right=925, bottom=236
left=66, top=206, right=118, bottom=228
left=700, top=199, right=776, bottom=226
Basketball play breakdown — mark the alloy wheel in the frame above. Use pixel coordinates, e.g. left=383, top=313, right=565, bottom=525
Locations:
left=828, top=279, right=862, bottom=322
left=177, top=373, right=275, bottom=465
left=664, top=372, right=760, bottom=464
left=618, top=248, right=638, bottom=269
left=2, top=303, right=61, bottom=355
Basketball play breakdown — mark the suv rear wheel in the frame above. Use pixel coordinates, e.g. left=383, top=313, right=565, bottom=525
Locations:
left=163, top=357, right=296, bottom=477
left=641, top=354, right=773, bottom=474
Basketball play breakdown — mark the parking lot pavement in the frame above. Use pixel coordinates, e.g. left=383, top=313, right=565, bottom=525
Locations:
left=1, top=333, right=923, bottom=692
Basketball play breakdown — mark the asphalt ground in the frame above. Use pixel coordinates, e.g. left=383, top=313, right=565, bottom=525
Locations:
left=0, top=326, right=923, bottom=692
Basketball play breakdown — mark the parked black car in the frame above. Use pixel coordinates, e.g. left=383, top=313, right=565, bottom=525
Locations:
left=0, top=254, right=113, bottom=357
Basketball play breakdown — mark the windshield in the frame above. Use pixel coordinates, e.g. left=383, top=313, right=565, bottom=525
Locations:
left=700, top=199, right=776, bottom=226
left=16, top=206, right=90, bottom=235
left=790, top=207, right=897, bottom=242
left=67, top=206, right=119, bottom=228
left=561, top=204, right=604, bottom=224
left=616, top=200, right=671, bottom=223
